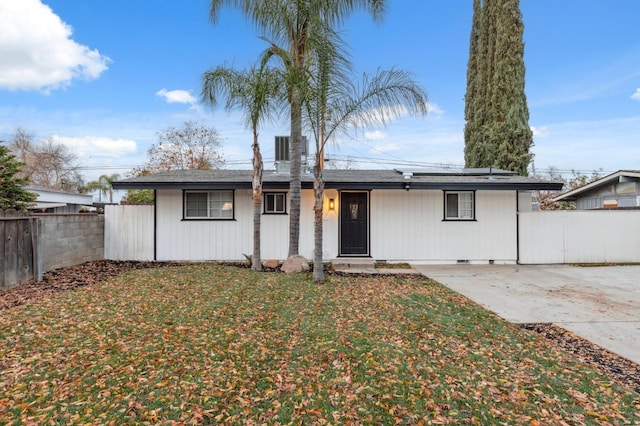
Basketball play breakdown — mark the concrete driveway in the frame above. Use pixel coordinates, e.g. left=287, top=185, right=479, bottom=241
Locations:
left=413, top=264, right=640, bottom=364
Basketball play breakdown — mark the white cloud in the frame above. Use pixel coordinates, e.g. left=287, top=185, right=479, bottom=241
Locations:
left=364, top=130, right=386, bottom=140
left=51, top=135, right=137, bottom=159
left=370, top=143, right=401, bottom=153
left=631, top=88, right=640, bottom=101
left=0, top=0, right=110, bottom=92
left=426, top=102, right=444, bottom=115
left=156, top=88, right=197, bottom=105
left=531, top=126, right=550, bottom=137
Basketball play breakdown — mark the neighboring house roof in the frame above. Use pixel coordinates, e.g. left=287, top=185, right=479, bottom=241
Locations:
left=113, top=168, right=562, bottom=191
left=552, top=170, right=640, bottom=202
left=27, top=186, right=94, bottom=209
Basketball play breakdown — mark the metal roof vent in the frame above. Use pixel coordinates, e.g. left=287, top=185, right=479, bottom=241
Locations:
left=275, top=136, right=290, bottom=162
left=275, top=135, right=309, bottom=173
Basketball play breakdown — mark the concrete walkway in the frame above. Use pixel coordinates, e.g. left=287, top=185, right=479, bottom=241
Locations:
left=413, top=264, right=640, bottom=365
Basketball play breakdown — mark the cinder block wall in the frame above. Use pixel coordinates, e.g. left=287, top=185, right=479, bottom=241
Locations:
left=38, top=214, right=105, bottom=272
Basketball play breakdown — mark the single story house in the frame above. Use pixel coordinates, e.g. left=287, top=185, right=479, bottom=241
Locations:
left=112, top=168, right=561, bottom=265
left=553, top=170, right=640, bottom=210
left=27, top=186, right=94, bottom=213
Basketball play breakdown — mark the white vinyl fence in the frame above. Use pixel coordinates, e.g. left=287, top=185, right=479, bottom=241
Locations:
left=519, top=210, right=640, bottom=264
left=104, top=205, right=154, bottom=261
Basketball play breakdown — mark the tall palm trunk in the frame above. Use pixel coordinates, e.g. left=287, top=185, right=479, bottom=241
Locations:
left=288, top=86, right=302, bottom=257
left=313, top=112, right=327, bottom=283
left=252, top=129, right=263, bottom=271
left=312, top=155, right=325, bottom=282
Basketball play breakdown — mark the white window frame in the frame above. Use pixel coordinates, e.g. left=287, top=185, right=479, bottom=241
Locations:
left=444, top=191, right=475, bottom=220
left=184, top=190, right=234, bottom=220
left=264, top=192, right=287, bottom=214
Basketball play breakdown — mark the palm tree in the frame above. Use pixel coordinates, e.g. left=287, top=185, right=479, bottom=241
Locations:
left=87, top=173, right=120, bottom=204
left=209, top=0, right=387, bottom=260
left=101, top=174, right=120, bottom=204
left=85, top=180, right=104, bottom=203
left=202, top=64, right=284, bottom=271
left=305, top=60, right=428, bottom=282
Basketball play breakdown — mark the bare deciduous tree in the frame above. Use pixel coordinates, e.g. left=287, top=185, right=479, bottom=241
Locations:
left=125, top=122, right=225, bottom=204
left=143, top=121, right=224, bottom=172
left=9, top=128, right=83, bottom=192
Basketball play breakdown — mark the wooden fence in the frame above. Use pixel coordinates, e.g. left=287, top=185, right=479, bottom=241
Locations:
left=0, top=209, right=41, bottom=288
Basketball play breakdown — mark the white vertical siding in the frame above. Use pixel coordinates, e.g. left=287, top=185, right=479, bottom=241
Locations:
left=106, top=189, right=523, bottom=264
left=155, top=188, right=339, bottom=262
left=156, top=189, right=254, bottom=261
left=321, top=188, right=340, bottom=260
left=104, top=205, right=154, bottom=260
left=370, top=190, right=518, bottom=263
left=260, top=211, right=290, bottom=260
left=106, top=190, right=640, bottom=265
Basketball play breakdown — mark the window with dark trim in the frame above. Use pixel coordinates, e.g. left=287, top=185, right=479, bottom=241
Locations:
left=184, top=190, right=234, bottom=219
left=264, top=192, right=287, bottom=214
left=444, top=191, right=475, bottom=220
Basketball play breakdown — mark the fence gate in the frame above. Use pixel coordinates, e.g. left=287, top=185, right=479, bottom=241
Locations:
left=0, top=209, right=41, bottom=288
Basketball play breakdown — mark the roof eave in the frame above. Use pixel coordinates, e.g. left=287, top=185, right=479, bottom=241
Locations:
left=114, top=181, right=563, bottom=192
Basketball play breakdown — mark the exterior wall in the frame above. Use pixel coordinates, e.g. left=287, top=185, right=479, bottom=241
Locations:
left=150, top=188, right=519, bottom=263
left=519, top=210, right=640, bottom=263
left=154, top=189, right=338, bottom=261
left=574, top=180, right=640, bottom=210
left=156, top=189, right=252, bottom=261
left=370, top=190, right=518, bottom=264
left=104, top=205, right=154, bottom=261
left=38, top=214, right=104, bottom=271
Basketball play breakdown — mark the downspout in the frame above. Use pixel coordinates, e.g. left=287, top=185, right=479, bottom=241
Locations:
left=153, top=189, right=157, bottom=261
left=515, top=190, right=520, bottom=264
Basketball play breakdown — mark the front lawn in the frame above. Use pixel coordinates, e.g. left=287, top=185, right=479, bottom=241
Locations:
left=0, top=264, right=638, bottom=424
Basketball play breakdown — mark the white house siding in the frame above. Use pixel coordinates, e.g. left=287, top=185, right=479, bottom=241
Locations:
left=519, top=210, right=640, bottom=264
left=155, top=189, right=339, bottom=262
left=150, top=188, right=519, bottom=263
left=156, top=189, right=253, bottom=261
left=370, top=190, right=518, bottom=264
left=104, top=205, right=154, bottom=261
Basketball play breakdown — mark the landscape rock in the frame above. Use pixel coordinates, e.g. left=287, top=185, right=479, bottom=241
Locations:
left=262, top=259, right=280, bottom=269
left=280, top=255, right=310, bottom=273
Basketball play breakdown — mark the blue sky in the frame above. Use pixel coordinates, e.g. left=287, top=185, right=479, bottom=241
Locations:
left=1, top=0, right=639, bottom=188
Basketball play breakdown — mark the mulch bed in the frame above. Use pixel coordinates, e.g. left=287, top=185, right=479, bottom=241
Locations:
left=1, top=260, right=639, bottom=394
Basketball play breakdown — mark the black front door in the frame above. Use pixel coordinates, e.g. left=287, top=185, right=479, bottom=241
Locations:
left=340, top=192, right=369, bottom=255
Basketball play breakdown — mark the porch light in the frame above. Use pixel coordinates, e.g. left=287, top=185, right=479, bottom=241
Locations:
left=328, top=198, right=335, bottom=211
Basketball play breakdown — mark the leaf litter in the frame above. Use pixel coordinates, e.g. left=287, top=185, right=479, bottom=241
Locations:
left=0, top=261, right=638, bottom=424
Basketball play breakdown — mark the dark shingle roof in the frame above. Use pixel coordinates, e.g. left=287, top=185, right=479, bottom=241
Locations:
left=112, top=168, right=563, bottom=191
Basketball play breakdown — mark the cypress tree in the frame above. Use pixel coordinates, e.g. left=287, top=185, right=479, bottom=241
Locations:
left=0, top=144, right=36, bottom=211
left=464, top=0, right=533, bottom=175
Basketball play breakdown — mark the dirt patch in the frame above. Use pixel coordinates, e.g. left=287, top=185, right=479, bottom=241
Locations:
left=544, top=284, right=638, bottom=314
